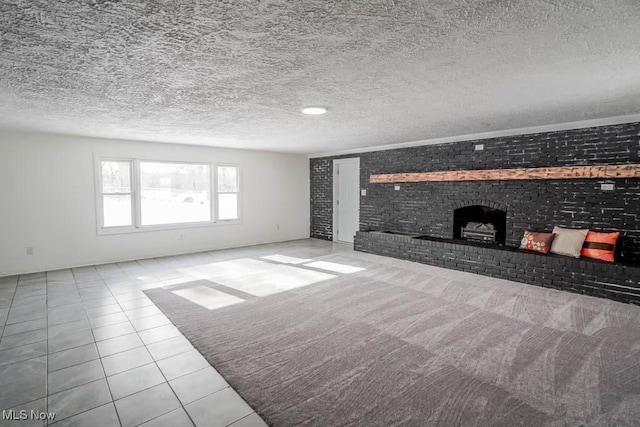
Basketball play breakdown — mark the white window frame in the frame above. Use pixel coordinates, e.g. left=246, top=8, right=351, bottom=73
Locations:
left=95, top=157, right=136, bottom=233
left=95, top=157, right=241, bottom=235
left=215, top=163, right=241, bottom=223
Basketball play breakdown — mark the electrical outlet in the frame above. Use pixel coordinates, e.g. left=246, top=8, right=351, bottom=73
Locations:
left=601, top=183, right=615, bottom=191
left=475, top=144, right=484, bottom=151
left=26, top=247, right=34, bottom=255
left=394, top=185, right=400, bottom=191
left=361, top=189, right=366, bottom=196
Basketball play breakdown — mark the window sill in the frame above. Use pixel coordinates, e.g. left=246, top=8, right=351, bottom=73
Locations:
left=97, top=219, right=241, bottom=236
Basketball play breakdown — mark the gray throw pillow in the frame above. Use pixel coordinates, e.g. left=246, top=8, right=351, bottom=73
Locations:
left=550, top=226, right=589, bottom=258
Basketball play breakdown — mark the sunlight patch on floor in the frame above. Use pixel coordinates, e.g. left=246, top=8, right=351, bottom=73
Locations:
left=179, top=258, right=336, bottom=297
left=260, top=254, right=312, bottom=264
left=173, top=285, right=244, bottom=310
left=137, top=282, right=166, bottom=290
left=303, top=261, right=365, bottom=274
left=163, top=277, right=196, bottom=286
left=135, top=275, right=160, bottom=283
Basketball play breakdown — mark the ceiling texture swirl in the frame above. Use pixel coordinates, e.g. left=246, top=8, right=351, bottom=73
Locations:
left=1, top=0, right=639, bottom=153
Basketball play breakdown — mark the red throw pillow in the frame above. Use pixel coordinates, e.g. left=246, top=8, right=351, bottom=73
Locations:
left=581, top=231, right=619, bottom=262
left=519, top=230, right=555, bottom=254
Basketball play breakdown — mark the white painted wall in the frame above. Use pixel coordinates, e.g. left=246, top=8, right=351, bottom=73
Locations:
left=0, top=130, right=310, bottom=276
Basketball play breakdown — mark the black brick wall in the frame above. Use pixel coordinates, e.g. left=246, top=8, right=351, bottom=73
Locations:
left=355, top=231, right=640, bottom=305
left=310, top=158, right=333, bottom=240
left=311, top=122, right=640, bottom=263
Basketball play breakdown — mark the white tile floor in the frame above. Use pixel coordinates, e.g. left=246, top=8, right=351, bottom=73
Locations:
left=0, top=240, right=309, bottom=426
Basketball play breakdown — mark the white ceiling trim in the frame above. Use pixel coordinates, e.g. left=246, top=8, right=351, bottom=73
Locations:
left=308, top=114, right=640, bottom=159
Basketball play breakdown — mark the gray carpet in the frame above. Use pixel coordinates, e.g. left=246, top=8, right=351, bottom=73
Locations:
left=145, top=250, right=640, bottom=426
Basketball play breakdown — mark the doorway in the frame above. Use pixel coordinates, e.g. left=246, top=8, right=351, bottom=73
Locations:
left=333, top=158, right=360, bottom=243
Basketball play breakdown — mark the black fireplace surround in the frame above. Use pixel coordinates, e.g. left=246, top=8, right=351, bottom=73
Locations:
left=453, top=205, right=507, bottom=244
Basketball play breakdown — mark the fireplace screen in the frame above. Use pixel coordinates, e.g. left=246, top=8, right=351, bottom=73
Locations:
left=453, top=206, right=506, bottom=245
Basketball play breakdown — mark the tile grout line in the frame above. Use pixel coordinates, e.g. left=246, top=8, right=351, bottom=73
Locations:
left=93, top=267, right=126, bottom=427
left=227, top=412, right=259, bottom=427
left=50, top=401, right=114, bottom=427
left=99, top=262, right=203, bottom=426
left=45, top=274, right=98, bottom=425
left=136, top=272, right=259, bottom=427
left=45, top=300, right=183, bottom=373
left=0, top=276, right=20, bottom=340
left=119, top=261, right=203, bottom=426
left=149, top=260, right=289, bottom=427
left=41, top=268, right=125, bottom=425
left=0, top=334, right=48, bottom=352
left=45, top=272, right=50, bottom=427
left=0, top=276, right=42, bottom=415
left=125, top=267, right=200, bottom=427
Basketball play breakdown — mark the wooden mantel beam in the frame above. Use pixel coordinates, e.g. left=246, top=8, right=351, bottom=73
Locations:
left=369, top=164, right=640, bottom=184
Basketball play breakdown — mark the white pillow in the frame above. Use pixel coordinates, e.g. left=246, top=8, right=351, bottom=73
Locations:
left=550, top=226, right=589, bottom=258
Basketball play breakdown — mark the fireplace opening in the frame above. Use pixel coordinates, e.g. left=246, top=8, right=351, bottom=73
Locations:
left=453, top=205, right=506, bottom=245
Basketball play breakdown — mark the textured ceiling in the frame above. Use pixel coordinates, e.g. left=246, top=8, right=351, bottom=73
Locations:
left=1, top=1, right=639, bottom=154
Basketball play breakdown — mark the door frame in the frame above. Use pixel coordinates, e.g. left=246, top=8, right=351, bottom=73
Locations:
left=332, top=157, right=360, bottom=242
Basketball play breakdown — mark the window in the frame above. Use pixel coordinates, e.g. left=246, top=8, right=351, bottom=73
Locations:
left=217, top=165, right=239, bottom=220
left=100, top=161, right=133, bottom=227
left=140, top=162, right=211, bottom=225
left=97, top=159, right=239, bottom=232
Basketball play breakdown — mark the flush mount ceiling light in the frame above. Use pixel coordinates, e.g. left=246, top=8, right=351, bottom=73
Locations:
left=301, top=106, right=328, bottom=115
